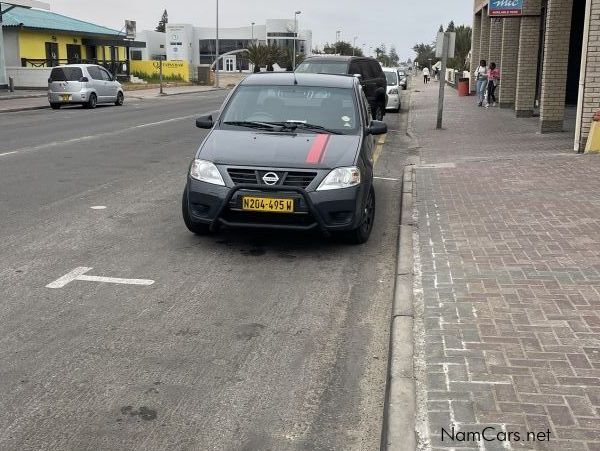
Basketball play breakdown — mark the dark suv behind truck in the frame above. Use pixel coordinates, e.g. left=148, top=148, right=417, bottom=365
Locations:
left=295, top=56, right=388, bottom=120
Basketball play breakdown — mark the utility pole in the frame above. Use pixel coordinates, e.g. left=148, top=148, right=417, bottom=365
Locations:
left=293, top=11, right=301, bottom=69
left=436, top=32, right=450, bottom=130
left=215, top=0, right=219, bottom=88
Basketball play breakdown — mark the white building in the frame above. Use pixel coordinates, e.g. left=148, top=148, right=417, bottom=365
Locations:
left=134, top=19, right=312, bottom=72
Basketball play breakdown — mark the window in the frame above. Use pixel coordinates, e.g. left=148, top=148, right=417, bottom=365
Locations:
left=130, top=50, right=143, bottom=61
left=385, top=71, right=398, bottom=85
left=87, top=66, right=103, bottom=80
left=348, top=61, right=360, bottom=75
left=358, top=60, right=375, bottom=79
left=99, top=67, right=113, bottom=81
left=359, top=88, right=371, bottom=125
left=49, top=67, right=83, bottom=81
left=220, top=85, right=359, bottom=134
left=295, top=60, right=349, bottom=75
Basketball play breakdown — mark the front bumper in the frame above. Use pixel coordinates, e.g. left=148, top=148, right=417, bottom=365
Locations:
left=185, top=178, right=365, bottom=233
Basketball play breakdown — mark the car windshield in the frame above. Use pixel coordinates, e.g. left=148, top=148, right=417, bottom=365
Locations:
left=295, top=61, right=348, bottom=74
left=220, top=85, right=359, bottom=134
left=50, top=67, right=83, bottom=82
left=385, top=72, right=398, bottom=85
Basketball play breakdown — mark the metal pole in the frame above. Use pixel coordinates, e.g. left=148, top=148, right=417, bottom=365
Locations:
left=159, top=58, right=163, bottom=95
left=436, top=32, right=449, bottom=130
left=215, top=0, right=219, bottom=88
left=293, top=15, right=297, bottom=69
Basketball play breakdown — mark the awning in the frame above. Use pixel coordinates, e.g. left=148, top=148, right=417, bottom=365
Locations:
left=82, top=38, right=146, bottom=48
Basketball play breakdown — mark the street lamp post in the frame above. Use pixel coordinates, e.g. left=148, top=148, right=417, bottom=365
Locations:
left=293, top=11, right=301, bottom=70
left=215, top=0, right=219, bottom=88
left=251, top=21, right=255, bottom=43
left=336, top=30, right=341, bottom=42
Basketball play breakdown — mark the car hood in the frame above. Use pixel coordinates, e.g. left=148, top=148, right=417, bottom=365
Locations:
left=198, top=130, right=361, bottom=169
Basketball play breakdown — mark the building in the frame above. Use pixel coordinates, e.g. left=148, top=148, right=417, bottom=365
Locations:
left=469, top=0, right=600, bottom=151
left=0, top=1, right=144, bottom=87
left=155, top=19, right=312, bottom=72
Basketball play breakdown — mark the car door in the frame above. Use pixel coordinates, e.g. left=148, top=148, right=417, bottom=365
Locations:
left=358, top=86, right=375, bottom=166
left=86, top=66, right=104, bottom=98
left=99, top=67, right=117, bottom=101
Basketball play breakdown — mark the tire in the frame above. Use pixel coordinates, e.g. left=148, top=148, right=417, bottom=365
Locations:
left=373, top=102, right=385, bottom=121
left=339, top=186, right=376, bottom=245
left=115, top=91, right=124, bottom=106
left=50, top=103, right=61, bottom=110
left=182, top=189, right=211, bottom=235
left=85, top=93, right=97, bottom=109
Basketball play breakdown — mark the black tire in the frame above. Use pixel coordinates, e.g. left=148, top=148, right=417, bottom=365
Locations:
left=85, top=93, right=97, bottom=109
left=182, top=189, right=211, bottom=235
left=50, top=103, right=61, bottom=110
left=115, top=91, right=124, bottom=106
left=339, top=186, right=376, bottom=245
left=373, top=102, right=385, bottom=121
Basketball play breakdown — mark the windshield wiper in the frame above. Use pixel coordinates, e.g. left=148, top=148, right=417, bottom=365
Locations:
left=223, top=121, right=283, bottom=131
left=270, top=122, right=343, bottom=135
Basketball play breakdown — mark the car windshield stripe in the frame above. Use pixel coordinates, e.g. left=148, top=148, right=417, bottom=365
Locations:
left=305, top=134, right=330, bottom=164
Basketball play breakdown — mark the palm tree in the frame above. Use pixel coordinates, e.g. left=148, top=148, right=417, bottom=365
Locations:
left=265, top=42, right=281, bottom=71
left=247, top=43, right=268, bottom=73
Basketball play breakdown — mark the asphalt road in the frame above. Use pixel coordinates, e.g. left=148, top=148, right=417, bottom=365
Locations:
left=0, top=90, right=410, bottom=451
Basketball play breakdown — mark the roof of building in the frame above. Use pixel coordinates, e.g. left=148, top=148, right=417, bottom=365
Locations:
left=242, top=72, right=357, bottom=88
left=0, top=4, right=122, bottom=36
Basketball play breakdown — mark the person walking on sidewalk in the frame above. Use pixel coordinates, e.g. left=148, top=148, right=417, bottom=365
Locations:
left=474, top=59, right=488, bottom=107
left=486, top=62, right=500, bottom=108
left=422, top=67, right=430, bottom=84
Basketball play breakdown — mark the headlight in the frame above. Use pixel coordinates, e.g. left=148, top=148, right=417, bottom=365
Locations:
left=189, top=159, right=225, bottom=186
left=389, top=88, right=399, bottom=95
left=317, top=167, right=361, bottom=191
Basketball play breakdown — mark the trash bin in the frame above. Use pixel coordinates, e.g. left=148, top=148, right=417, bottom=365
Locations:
left=458, top=78, right=470, bottom=96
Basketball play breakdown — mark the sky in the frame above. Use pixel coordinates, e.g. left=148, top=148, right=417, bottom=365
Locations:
left=47, top=0, right=472, bottom=61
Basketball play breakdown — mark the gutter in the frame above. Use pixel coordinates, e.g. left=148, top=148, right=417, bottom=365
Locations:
left=575, top=0, right=592, bottom=153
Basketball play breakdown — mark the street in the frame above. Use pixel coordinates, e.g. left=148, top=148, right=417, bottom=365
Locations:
left=0, top=91, right=409, bottom=450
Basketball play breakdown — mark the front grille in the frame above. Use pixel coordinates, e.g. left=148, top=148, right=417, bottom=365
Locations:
left=227, top=168, right=317, bottom=189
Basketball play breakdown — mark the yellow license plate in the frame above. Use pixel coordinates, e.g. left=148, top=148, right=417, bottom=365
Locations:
left=242, top=196, right=294, bottom=213
left=60, top=94, right=70, bottom=102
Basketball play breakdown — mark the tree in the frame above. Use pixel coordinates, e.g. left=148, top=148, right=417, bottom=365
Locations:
left=247, top=43, right=268, bottom=72
left=438, top=24, right=444, bottom=33
left=447, top=20, right=456, bottom=32
left=412, top=42, right=437, bottom=68
left=447, top=24, right=472, bottom=71
left=155, top=9, right=168, bottom=33
left=389, top=46, right=400, bottom=66
left=265, top=42, right=281, bottom=71
left=322, top=41, right=363, bottom=56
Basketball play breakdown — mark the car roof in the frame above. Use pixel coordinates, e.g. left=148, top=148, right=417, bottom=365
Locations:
left=382, top=67, right=398, bottom=72
left=241, top=72, right=357, bottom=88
left=53, top=64, right=98, bottom=69
left=303, top=55, right=355, bottom=62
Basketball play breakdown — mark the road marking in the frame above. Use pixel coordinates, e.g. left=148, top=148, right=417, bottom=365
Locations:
left=0, top=112, right=205, bottom=158
left=374, top=176, right=400, bottom=181
left=90, top=206, right=107, bottom=210
left=46, top=267, right=155, bottom=289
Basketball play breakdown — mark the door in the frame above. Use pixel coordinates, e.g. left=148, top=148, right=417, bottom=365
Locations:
left=45, top=42, right=59, bottom=67
left=66, top=44, right=81, bottom=64
left=86, top=65, right=106, bottom=99
left=86, top=45, right=98, bottom=63
left=100, top=67, right=118, bottom=100
left=225, top=57, right=235, bottom=72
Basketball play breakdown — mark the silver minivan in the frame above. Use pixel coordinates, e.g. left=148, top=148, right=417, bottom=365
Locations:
left=48, top=64, right=124, bottom=109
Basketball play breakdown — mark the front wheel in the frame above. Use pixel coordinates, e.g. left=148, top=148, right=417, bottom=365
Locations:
left=115, top=91, right=124, bottom=106
left=338, top=186, right=376, bottom=245
left=50, top=103, right=61, bottom=110
left=373, top=102, right=385, bottom=121
left=182, top=189, right=212, bottom=235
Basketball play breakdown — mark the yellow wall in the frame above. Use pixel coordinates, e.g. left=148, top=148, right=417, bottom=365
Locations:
left=130, top=60, right=190, bottom=82
left=18, top=30, right=126, bottom=63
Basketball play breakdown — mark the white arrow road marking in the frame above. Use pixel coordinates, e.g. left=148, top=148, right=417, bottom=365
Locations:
left=46, top=267, right=154, bottom=289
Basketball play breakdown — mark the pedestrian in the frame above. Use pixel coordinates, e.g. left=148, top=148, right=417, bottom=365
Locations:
left=422, top=66, right=430, bottom=84
left=486, top=62, right=500, bottom=108
left=474, top=59, right=488, bottom=107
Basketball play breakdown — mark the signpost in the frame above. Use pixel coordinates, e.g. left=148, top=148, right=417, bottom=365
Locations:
left=489, top=0, right=524, bottom=17
left=435, top=31, right=455, bottom=130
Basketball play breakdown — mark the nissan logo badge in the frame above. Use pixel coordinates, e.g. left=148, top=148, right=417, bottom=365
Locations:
left=262, top=172, right=279, bottom=185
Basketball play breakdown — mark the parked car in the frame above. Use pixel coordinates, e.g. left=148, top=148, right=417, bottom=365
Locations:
left=397, top=69, right=407, bottom=90
left=182, top=72, right=388, bottom=244
left=48, top=64, right=124, bottom=109
left=383, top=68, right=401, bottom=112
left=295, top=56, right=388, bottom=121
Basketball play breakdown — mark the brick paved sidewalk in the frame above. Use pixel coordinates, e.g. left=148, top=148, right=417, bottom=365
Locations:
left=411, top=82, right=600, bottom=450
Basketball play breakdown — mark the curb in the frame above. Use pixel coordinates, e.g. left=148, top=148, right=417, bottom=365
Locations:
left=383, top=163, right=416, bottom=451
left=0, top=104, right=48, bottom=113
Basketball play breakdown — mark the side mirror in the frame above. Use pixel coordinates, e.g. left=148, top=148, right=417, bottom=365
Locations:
left=80, top=77, right=89, bottom=82
left=196, top=114, right=214, bottom=129
left=367, top=120, right=387, bottom=136
left=48, top=78, right=52, bottom=83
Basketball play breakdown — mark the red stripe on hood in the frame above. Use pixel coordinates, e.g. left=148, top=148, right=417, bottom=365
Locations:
left=305, top=134, right=330, bottom=164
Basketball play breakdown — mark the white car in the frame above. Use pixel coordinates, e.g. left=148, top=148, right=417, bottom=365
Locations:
left=383, top=68, right=401, bottom=112
left=48, top=64, right=124, bottom=109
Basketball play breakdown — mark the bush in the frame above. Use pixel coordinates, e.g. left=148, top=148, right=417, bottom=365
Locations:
left=131, top=71, right=184, bottom=83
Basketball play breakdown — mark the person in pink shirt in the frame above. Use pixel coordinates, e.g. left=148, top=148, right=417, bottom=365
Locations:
left=486, top=62, right=500, bottom=107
